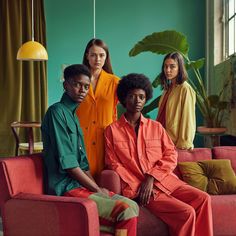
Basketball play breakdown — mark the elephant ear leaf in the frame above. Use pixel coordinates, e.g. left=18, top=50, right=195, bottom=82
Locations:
left=186, top=58, right=205, bottom=70
left=129, top=30, right=189, bottom=57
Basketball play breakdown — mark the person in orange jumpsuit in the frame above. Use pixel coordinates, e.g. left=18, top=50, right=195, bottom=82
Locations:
left=76, top=39, right=120, bottom=178
left=104, top=73, right=213, bottom=236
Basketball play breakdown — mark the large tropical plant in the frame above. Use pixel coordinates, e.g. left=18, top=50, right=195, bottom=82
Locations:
left=129, top=30, right=229, bottom=128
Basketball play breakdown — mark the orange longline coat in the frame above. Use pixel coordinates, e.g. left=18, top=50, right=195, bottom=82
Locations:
left=76, top=70, right=120, bottom=177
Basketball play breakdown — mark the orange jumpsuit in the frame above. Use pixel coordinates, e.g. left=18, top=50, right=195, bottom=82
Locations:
left=76, top=69, right=119, bottom=177
left=105, top=114, right=213, bottom=236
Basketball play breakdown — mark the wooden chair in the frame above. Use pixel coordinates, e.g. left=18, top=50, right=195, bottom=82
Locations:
left=10, top=121, right=43, bottom=156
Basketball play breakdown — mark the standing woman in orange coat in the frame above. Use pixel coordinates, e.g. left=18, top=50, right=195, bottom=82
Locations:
left=76, top=39, right=120, bottom=178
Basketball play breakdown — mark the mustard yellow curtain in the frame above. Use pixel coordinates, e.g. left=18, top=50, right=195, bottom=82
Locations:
left=0, top=0, right=47, bottom=157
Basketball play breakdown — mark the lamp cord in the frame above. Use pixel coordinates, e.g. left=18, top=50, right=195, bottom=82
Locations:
left=32, top=0, right=34, bottom=41
left=93, top=0, right=96, bottom=38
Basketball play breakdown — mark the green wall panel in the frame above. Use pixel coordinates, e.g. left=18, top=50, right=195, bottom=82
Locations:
left=45, top=0, right=205, bottom=147
left=45, top=0, right=205, bottom=109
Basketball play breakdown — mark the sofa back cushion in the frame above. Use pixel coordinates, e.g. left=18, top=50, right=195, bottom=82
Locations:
left=175, top=148, right=212, bottom=178
left=212, top=146, right=236, bottom=173
left=0, top=154, right=44, bottom=207
left=178, top=159, right=236, bottom=194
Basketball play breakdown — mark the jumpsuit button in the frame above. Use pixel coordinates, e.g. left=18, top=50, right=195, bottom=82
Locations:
left=79, top=146, right=82, bottom=150
left=92, top=141, right=96, bottom=145
left=93, top=121, right=96, bottom=124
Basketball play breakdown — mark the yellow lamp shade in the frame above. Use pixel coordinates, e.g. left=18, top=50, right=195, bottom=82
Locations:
left=17, top=41, right=48, bottom=61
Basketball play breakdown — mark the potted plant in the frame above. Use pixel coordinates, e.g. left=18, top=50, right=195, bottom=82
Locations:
left=129, top=30, right=230, bottom=132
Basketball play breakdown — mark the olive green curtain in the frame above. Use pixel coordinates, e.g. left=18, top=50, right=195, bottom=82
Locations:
left=0, top=0, right=47, bottom=157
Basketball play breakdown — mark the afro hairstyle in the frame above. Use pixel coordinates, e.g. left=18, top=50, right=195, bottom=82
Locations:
left=117, top=73, right=153, bottom=107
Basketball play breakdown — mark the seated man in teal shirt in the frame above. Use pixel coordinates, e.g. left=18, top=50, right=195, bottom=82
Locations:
left=41, top=64, right=138, bottom=235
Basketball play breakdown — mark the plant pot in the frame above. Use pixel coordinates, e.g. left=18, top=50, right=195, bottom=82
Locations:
left=197, top=126, right=227, bottom=134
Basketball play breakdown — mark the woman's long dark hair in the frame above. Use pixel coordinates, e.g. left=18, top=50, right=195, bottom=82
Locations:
left=82, top=38, right=113, bottom=74
left=160, top=52, right=188, bottom=90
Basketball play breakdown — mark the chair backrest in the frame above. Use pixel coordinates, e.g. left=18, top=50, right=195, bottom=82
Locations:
left=0, top=153, right=44, bottom=209
left=11, top=121, right=42, bottom=155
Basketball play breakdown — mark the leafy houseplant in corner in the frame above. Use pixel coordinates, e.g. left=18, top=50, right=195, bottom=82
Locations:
left=129, top=30, right=230, bottom=133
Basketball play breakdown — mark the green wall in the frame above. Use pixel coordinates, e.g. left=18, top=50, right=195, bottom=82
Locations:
left=44, top=0, right=205, bottom=147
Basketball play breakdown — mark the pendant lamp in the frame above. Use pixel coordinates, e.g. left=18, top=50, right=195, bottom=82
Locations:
left=17, top=0, right=48, bottom=61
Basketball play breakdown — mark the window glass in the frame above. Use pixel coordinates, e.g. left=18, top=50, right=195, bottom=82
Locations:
left=229, top=0, right=234, bottom=18
left=234, top=17, right=236, bottom=53
left=229, top=19, right=235, bottom=55
left=226, top=0, right=236, bottom=57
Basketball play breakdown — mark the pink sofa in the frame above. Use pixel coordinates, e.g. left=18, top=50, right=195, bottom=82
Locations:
left=100, top=146, right=236, bottom=236
left=0, top=147, right=235, bottom=236
left=0, top=153, right=111, bottom=236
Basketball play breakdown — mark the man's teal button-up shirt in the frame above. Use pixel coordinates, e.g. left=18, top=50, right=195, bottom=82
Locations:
left=42, top=93, right=89, bottom=196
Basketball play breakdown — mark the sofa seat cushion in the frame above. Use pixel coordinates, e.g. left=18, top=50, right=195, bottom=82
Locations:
left=211, top=195, right=236, bottom=236
left=178, top=159, right=236, bottom=194
left=137, top=207, right=169, bottom=236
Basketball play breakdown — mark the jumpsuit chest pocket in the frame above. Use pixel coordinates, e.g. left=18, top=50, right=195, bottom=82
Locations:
left=145, top=139, right=162, bottom=163
left=114, top=141, right=131, bottom=164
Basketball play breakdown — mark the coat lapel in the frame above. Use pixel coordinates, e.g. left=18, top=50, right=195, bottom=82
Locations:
left=86, top=70, right=109, bottom=102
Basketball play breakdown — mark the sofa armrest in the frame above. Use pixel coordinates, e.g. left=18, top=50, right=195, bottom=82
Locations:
left=2, top=193, right=100, bottom=236
left=99, top=170, right=121, bottom=194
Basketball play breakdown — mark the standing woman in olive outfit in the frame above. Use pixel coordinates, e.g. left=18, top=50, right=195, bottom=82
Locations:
left=156, top=52, right=196, bottom=149
left=76, top=39, right=120, bottom=178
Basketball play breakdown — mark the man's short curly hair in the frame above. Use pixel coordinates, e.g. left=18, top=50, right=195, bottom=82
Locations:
left=64, top=64, right=91, bottom=81
left=117, top=73, right=153, bottom=107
